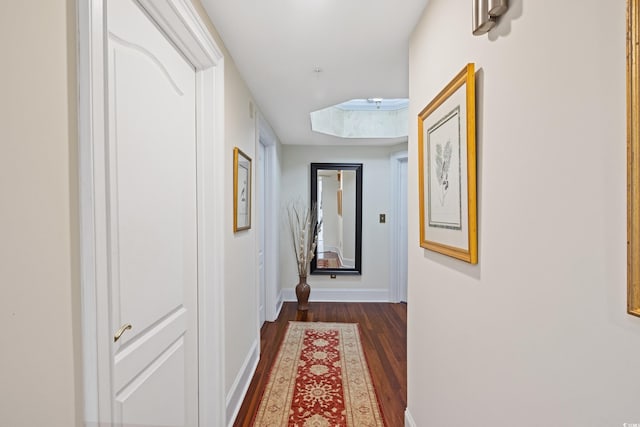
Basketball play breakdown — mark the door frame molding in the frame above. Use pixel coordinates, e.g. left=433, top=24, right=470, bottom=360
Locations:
left=389, top=150, right=408, bottom=303
left=77, top=1, right=226, bottom=425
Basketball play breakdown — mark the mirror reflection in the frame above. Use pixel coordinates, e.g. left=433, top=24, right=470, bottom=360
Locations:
left=310, top=163, right=362, bottom=275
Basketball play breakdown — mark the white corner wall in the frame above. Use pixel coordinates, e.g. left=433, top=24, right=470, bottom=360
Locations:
left=407, top=0, right=640, bottom=425
left=0, top=1, right=81, bottom=426
left=280, top=144, right=406, bottom=301
left=222, top=56, right=259, bottom=396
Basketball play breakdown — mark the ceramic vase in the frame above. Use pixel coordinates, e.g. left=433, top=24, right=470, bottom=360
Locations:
left=295, top=275, right=311, bottom=311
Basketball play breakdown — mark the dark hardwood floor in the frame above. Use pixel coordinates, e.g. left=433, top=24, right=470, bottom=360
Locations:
left=232, top=301, right=407, bottom=427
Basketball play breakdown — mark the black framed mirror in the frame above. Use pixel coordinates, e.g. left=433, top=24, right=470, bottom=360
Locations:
left=310, top=163, right=362, bottom=275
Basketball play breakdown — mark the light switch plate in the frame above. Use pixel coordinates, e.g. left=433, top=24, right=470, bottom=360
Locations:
left=379, top=214, right=386, bottom=223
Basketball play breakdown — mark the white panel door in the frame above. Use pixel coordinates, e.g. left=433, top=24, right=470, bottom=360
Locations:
left=106, top=0, right=198, bottom=425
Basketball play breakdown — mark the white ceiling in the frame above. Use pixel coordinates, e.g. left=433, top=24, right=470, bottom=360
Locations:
left=200, top=0, right=429, bottom=146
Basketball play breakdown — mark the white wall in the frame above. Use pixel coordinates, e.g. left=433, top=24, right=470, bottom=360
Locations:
left=280, top=144, right=406, bottom=300
left=222, top=57, right=259, bottom=397
left=0, top=1, right=82, bottom=426
left=407, top=0, right=640, bottom=425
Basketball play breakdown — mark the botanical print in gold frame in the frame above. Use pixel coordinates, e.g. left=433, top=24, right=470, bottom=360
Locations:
left=418, top=63, right=477, bottom=264
left=628, top=0, right=640, bottom=316
left=234, top=147, right=252, bottom=232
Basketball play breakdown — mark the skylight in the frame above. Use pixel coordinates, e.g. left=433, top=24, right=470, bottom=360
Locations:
left=310, top=98, right=409, bottom=139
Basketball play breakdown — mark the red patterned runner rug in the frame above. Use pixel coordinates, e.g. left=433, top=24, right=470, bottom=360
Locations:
left=252, top=322, right=385, bottom=427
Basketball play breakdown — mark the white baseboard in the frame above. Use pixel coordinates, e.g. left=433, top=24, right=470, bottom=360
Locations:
left=226, top=339, right=259, bottom=426
left=405, top=408, right=417, bottom=427
left=274, top=290, right=283, bottom=319
left=281, top=288, right=389, bottom=302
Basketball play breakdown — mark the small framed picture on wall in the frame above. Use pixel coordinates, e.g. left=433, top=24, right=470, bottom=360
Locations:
left=233, top=147, right=252, bottom=232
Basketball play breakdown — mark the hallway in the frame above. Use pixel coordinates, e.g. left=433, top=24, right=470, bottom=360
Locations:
left=5, top=1, right=640, bottom=426
left=233, top=302, right=407, bottom=426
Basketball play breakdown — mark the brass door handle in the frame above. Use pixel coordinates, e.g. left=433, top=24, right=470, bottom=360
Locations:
left=114, top=323, right=132, bottom=342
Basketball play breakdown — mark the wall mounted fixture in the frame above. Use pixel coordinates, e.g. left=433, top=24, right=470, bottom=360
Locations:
left=473, top=0, right=508, bottom=35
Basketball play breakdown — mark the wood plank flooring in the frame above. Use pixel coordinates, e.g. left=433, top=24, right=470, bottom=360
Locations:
left=232, top=301, right=407, bottom=426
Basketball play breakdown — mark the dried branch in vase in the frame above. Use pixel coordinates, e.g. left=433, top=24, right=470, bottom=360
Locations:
left=287, top=201, right=321, bottom=277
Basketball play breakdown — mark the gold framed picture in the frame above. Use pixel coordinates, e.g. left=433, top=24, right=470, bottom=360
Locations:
left=628, top=0, right=640, bottom=316
left=418, top=63, right=478, bottom=264
left=233, top=147, right=252, bottom=232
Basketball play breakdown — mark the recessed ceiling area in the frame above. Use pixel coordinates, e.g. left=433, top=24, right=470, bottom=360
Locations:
left=310, top=98, right=408, bottom=139
left=200, top=0, right=429, bottom=146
